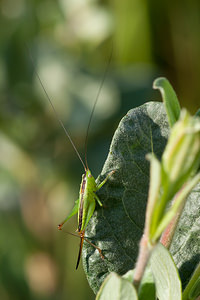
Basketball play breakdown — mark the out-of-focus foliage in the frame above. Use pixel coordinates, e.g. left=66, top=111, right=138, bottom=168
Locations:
left=0, top=0, right=200, bottom=299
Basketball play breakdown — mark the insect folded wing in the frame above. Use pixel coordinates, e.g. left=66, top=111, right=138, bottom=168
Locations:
left=83, top=201, right=96, bottom=231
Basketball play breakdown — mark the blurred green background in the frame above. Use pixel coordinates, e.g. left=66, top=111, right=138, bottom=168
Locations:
left=0, top=0, right=200, bottom=299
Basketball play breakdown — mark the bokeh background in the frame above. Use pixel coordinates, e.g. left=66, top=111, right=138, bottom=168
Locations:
left=0, top=0, right=200, bottom=299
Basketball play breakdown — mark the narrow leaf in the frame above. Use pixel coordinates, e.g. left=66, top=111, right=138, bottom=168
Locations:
left=182, top=263, right=200, bottom=300
left=153, top=77, right=181, bottom=128
left=145, top=154, right=161, bottom=238
left=153, top=173, right=200, bottom=241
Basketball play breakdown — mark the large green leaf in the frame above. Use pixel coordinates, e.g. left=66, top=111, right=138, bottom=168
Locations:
left=82, top=102, right=169, bottom=293
left=82, top=101, right=200, bottom=294
left=153, top=77, right=181, bottom=128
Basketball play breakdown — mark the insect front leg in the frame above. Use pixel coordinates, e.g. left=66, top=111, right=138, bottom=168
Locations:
left=96, top=170, right=115, bottom=190
left=58, top=199, right=79, bottom=230
left=94, top=193, right=103, bottom=207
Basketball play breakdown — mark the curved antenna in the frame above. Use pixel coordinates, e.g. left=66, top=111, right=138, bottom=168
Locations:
left=84, top=44, right=113, bottom=170
left=27, top=47, right=86, bottom=171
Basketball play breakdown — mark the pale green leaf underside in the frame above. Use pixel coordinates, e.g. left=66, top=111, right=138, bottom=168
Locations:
left=138, top=266, right=156, bottom=300
left=96, top=273, right=138, bottom=300
left=123, top=268, right=156, bottom=300
left=150, top=243, right=182, bottom=300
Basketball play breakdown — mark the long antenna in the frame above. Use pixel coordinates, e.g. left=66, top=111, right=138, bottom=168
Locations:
left=27, top=47, right=86, bottom=171
left=84, top=44, right=113, bottom=170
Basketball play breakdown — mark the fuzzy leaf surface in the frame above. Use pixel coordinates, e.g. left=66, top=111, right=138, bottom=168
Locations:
left=169, top=182, right=200, bottom=289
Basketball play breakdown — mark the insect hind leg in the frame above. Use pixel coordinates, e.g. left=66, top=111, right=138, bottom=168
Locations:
left=94, top=193, right=103, bottom=206
left=84, top=237, right=104, bottom=260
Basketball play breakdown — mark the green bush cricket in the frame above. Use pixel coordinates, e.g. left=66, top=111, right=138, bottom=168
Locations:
left=31, top=48, right=114, bottom=269
left=58, top=167, right=114, bottom=269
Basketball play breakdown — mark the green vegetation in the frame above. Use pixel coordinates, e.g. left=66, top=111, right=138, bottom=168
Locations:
left=84, top=78, right=200, bottom=299
left=0, top=1, right=200, bottom=299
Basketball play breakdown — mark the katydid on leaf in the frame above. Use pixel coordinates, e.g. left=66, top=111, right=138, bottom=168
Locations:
left=29, top=47, right=114, bottom=269
left=58, top=168, right=114, bottom=269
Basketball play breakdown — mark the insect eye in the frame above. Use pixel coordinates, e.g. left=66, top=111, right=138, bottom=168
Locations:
left=88, top=173, right=92, bottom=178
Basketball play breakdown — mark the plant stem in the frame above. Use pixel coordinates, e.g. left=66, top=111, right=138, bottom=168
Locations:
left=133, top=234, right=153, bottom=290
left=160, top=186, right=187, bottom=249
